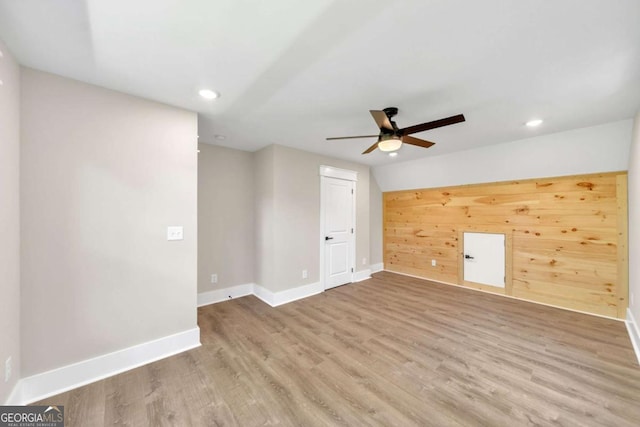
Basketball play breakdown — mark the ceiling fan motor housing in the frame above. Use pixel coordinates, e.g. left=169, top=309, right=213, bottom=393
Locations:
left=383, top=107, right=398, bottom=118
left=380, top=107, right=399, bottom=134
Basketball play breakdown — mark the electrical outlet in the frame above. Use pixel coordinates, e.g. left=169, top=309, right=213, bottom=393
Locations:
left=5, top=356, right=12, bottom=382
left=211, top=274, right=218, bottom=284
left=167, top=226, right=184, bottom=241
left=302, top=269, right=308, bottom=279
left=431, top=259, right=436, bottom=267
left=362, top=258, right=367, bottom=265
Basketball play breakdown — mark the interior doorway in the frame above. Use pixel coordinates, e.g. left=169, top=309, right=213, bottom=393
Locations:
left=320, top=166, right=357, bottom=290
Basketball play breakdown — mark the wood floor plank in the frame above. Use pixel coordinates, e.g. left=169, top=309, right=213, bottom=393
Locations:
left=34, top=271, right=640, bottom=426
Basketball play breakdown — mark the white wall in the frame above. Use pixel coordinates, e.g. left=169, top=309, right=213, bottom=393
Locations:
left=0, top=39, right=21, bottom=403
left=20, top=69, right=198, bottom=376
left=628, top=112, right=640, bottom=338
left=374, top=120, right=632, bottom=192
left=198, top=144, right=254, bottom=292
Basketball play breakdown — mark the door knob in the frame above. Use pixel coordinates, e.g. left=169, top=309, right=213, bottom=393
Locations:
left=325, top=236, right=334, bottom=241
left=464, top=254, right=474, bottom=259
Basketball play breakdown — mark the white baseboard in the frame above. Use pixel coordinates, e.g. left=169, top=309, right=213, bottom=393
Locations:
left=352, top=263, right=385, bottom=283
left=254, top=282, right=323, bottom=307
left=370, top=263, right=384, bottom=274
left=6, top=327, right=200, bottom=405
left=201, top=282, right=324, bottom=308
left=251, top=283, right=274, bottom=306
left=626, top=308, right=640, bottom=365
left=353, top=269, right=371, bottom=283
left=197, top=283, right=254, bottom=307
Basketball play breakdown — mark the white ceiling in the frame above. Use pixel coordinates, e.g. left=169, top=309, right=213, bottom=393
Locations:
left=1, top=0, right=639, bottom=166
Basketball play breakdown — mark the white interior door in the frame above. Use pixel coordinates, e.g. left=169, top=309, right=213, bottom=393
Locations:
left=463, top=232, right=505, bottom=288
left=322, top=176, right=354, bottom=289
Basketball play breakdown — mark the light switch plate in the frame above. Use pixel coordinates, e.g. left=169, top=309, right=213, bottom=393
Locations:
left=167, top=226, right=184, bottom=241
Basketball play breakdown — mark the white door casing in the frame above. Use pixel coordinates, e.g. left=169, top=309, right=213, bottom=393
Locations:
left=463, top=232, right=506, bottom=288
left=320, top=166, right=357, bottom=290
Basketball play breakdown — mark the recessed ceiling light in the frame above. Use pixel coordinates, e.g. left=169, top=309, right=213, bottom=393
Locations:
left=214, top=135, right=226, bottom=140
left=526, top=119, right=543, bottom=127
left=199, top=89, right=220, bottom=100
left=389, top=152, right=398, bottom=157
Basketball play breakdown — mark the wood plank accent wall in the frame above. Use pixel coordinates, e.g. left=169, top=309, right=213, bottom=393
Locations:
left=383, top=172, right=629, bottom=319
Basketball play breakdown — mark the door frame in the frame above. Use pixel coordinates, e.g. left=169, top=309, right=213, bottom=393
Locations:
left=319, top=165, right=357, bottom=290
left=458, top=225, right=513, bottom=296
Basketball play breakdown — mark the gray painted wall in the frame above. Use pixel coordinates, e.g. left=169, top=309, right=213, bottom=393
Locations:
left=200, top=144, right=372, bottom=294
left=369, top=172, right=383, bottom=266
left=0, top=39, right=21, bottom=404
left=20, top=69, right=198, bottom=376
left=628, top=112, right=640, bottom=329
left=266, top=145, right=370, bottom=293
left=198, top=144, right=255, bottom=292
left=253, top=145, right=276, bottom=290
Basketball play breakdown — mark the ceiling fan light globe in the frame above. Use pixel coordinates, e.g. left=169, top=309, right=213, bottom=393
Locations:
left=378, top=137, right=402, bottom=152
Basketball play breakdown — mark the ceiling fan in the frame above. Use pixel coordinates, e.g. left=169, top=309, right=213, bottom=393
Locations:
left=327, top=107, right=465, bottom=154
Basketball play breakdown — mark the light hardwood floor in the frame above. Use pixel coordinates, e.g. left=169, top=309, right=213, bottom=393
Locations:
left=36, top=272, right=640, bottom=426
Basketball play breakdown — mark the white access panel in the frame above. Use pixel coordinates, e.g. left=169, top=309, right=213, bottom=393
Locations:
left=463, top=232, right=505, bottom=288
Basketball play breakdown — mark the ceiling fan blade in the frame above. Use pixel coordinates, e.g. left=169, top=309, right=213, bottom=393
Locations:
left=326, top=135, right=379, bottom=140
left=370, top=110, right=393, bottom=130
left=399, top=114, right=465, bottom=136
left=362, top=141, right=379, bottom=154
left=402, top=135, right=435, bottom=149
